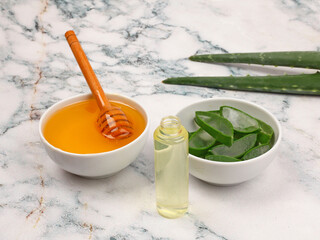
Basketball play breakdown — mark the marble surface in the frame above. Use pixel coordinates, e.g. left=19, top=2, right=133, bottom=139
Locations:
left=1, top=0, right=320, bottom=239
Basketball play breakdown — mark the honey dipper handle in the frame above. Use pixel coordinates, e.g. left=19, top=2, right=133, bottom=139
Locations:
left=65, top=30, right=111, bottom=110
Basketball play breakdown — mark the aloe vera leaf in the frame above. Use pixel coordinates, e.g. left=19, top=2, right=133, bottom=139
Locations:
left=195, top=111, right=234, bottom=146
left=221, top=106, right=259, bottom=133
left=189, top=51, right=320, bottom=70
left=210, top=133, right=257, bottom=158
left=189, top=128, right=216, bottom=157
left=234, top=131, right=247, bottom=140
left=205, top=155, right=241, bottom=162
left=242, top=144, right=271, bottom=160
left=256, top=119, right=274, bottom=144
left=205, top=151, right=214, bottom=158
left=162, top=72, right=320, bottom=96
left=188, top=131, right=196, bottom=139
left=207, top=110, right=221, bottom=115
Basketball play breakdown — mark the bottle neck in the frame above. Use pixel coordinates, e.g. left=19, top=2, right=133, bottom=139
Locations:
left=159, top=116, right=182, bottom=137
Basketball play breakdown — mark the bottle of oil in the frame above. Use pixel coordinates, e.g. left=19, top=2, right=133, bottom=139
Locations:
left=154, top=116, right=189, bottom=218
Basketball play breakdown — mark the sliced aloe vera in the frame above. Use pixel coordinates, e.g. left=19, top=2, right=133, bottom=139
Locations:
left=242, top=144, right=271, bottom=160
left=188, top=131, right=196, bottom=139
left=205, top=152, right=214, bottom=159
left=205, top=155, right=241, bottom=162
left=189, top=128, right=216, bottom=157
left=257, top=119, right=274, bottom=144
left=210, top=133, right=257, bottom=158
left=195, top=111, right=234, bottom=146
left=221, top=106, right=259, bottom=133
left=234, top=131, right=247, bottom=140
left=207, top=110, right=221, bottom=115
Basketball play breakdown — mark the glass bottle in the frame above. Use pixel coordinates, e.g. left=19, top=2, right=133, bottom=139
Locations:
left=154, top=116, right=189, bottom=218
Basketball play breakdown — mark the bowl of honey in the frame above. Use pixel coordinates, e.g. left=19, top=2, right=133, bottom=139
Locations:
left=39, top=93, right=149, bottom=178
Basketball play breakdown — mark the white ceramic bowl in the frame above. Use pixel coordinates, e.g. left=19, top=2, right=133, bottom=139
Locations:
left=177, top=97, right=282, bottom=186
left=39, top=93, right=149, bottom=179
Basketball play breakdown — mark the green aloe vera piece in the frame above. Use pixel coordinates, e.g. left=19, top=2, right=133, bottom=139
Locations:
left=205, top=155, right=241, bottom=162
left=207, top=110, right=221, bottom=115
left=189, top=128, right=216, bottom=157
left=162, top=72, right=320, bottom=96
left=234, top=131, right=247, bottom=140
left=210, top=133, right=257, bottom=158
left=257, top=119, right=274, bottom=144
left=204, top=151, right=214, bottom=158
left=188, top=131, right=196, bottom=139
left=195, top=111, right=233, bottom=146
left=189, top=51, right=320, bottom=70
left=242, top=144, right=271, bottom=160
left=220, top=106, right=259, bottom=133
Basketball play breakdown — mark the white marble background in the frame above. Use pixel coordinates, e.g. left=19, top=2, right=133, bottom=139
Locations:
left=1, top=0, right=320, bottom=239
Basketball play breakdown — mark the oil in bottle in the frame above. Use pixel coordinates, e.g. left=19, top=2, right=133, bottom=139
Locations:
left=154, top=116, right=189, bottom=218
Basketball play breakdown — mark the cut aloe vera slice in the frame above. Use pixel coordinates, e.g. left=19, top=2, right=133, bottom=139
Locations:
left=205, top=155, right=241, bottom=162
left=188, top=131, right=196, bottom=139
left=207, top=110, right=221, bottom=115
left=210, top=133, right=257, bottom=158
left=234, top=131, right=247, bottom=140
left=242, top=144, right=271, bottom=160
left=221, top=106, right=259, bottom=133
left=205, top=152, right=214, bottom=159
left=195, top=111, right=234, bottom=146
left=189, top=128, right=216, bottom=157
left=257, top=119, right=274, bottom=144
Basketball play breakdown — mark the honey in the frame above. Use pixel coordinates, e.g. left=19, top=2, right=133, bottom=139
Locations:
left=43, top=98, right=146, bottom=154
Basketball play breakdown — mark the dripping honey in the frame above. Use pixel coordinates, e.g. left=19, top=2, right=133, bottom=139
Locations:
left=43, top=98, right=146, bottom=154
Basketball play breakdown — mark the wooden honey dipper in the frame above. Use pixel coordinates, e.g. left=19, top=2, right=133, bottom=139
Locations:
left=65, top=30, right=133, bottom=139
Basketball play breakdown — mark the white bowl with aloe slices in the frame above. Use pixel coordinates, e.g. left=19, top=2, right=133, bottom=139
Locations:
left=177, top=98, right=282, bottom=186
